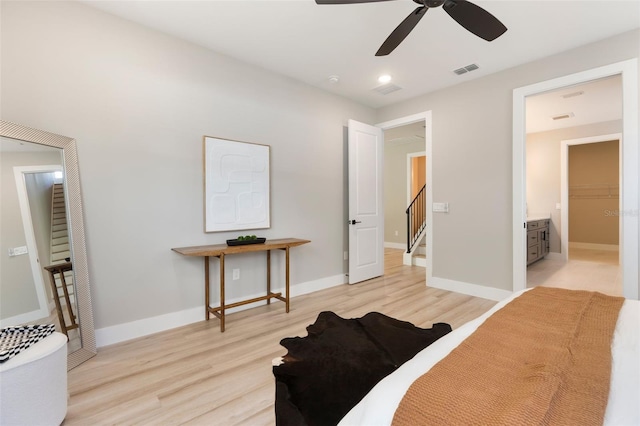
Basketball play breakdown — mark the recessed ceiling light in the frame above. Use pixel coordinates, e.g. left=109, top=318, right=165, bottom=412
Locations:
left=378, top=74, right=392, bottom=84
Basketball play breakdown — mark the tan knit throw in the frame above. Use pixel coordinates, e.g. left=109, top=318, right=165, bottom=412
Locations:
left=392, top=287, right=624, bottom=426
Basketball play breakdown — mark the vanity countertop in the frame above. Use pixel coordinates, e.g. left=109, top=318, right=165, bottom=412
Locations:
left=527, top=215, right=550, bottom=222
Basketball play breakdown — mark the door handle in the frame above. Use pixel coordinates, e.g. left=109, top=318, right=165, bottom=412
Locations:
left=349, top=219, right=362, bottom=225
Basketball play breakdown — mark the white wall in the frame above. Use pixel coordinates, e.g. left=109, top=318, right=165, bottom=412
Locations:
left=1, top=1, right=375, bottom=342
left=25, top=172, right=56, bottom=295
left=384, top=139, right=425, bottom=246
left=376, top=29, right=639, bottom=294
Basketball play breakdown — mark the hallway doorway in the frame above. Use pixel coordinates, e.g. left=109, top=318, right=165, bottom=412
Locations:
left=513, top=59, right=638, bottom=300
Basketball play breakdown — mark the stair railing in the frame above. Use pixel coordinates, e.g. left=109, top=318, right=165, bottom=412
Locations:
left=406, top=184, right=426, bottom=253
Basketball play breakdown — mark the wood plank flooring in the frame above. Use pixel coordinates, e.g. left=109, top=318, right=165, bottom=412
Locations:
left=64, top=249, right=496, bottom=425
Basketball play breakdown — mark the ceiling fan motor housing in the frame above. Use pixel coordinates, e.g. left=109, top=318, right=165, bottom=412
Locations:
left=418, top=0, right=446, bottom=7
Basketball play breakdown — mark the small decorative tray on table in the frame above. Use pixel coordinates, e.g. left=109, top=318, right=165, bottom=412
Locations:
left=226, top=237, right=266, bottom=246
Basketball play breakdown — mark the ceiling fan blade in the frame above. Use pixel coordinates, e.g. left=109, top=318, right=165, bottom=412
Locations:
left=443, top=0, right=507, bottom=41
left=316, top=0, right=395, bottom=4
left=376, top=6, right=428, bottom=56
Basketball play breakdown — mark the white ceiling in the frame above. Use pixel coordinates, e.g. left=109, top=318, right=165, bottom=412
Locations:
left=384, top=121, right=425, bottom=144
left=525, top=74, right=622, bottom=133
left=82, top=0, right=640, bottom=111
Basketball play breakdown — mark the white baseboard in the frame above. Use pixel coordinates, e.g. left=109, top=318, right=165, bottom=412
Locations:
left=95, top=274, right=346, bottom=348
left=412, top=256, right=427, bottom=267
left=0, top=308, right=49, bottom=328
left=95, top=306, right=203, bottom=348
left=428, top=277, right=512, bottom=302
left=545, top=252, right=564, bottom=261
left=569, top=242, right=619, bottom=251
left=286, top=274, right=346, bottom=298
left=96, top=273, right=518, bottom=346
left=384, top=242, right=405, bottom=250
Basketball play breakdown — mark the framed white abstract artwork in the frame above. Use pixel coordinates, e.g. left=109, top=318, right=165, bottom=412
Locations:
left=203, top=136, right=270, bottom=232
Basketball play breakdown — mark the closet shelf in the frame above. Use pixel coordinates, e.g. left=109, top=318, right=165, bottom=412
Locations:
left=569, top=183, right=619, bottom=199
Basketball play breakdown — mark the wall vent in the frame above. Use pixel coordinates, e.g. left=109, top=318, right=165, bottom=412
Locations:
left=551, top=112, right=575, bottom=121
left=453, top=63, right=479, bottom=75
left=373, top=83, right=402, bottom=95
left=387, top=135, right=425, bottom=145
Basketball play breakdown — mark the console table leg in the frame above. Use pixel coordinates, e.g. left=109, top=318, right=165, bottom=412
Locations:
left=204, top=256, right=210, bottom=321
left=220, top=254, right=225, bottom=332
left=285, top=247, right=290, bottom=313
left=266, top=250, right=271, bottom=305
left=58, top=272, right=77, bottom=327
left=47, top=270, right=69, bottom=337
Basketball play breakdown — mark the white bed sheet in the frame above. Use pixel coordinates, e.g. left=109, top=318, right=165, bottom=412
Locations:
left=339, top=290, right=640, bottom=426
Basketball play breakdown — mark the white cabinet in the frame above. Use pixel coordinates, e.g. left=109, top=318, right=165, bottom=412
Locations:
left=527, top=219, right=549, bottom=265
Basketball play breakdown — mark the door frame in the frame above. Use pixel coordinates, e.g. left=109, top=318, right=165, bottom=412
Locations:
left=512, top=58, right=638, bottom=299
left=377, top=111, right=432, bottom=280
left=560, top=134, right=622, bottom=262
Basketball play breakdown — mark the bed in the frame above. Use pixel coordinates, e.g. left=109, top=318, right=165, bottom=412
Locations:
left=337, top=287, right=640, bottom=426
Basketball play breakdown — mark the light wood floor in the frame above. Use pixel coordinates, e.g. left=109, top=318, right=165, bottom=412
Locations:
left=65, top=249, right=496, bottom=425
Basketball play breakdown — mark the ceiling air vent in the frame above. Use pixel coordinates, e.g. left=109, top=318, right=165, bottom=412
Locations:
left=387, top=135, right=425, bottom=145
left=562, top=91, right=584, bottom=99
left=551, top=112, right=575, bottom=121
left=373, top=83, right=402, bottom=95
left=453, top=63, right=479, bottom=75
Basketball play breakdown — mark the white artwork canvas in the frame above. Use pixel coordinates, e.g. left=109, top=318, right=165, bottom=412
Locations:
left=204, top=136, right=270, bottom=232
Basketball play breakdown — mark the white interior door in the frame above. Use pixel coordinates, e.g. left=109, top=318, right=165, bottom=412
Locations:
left=348, top=119, right=384, bottom=284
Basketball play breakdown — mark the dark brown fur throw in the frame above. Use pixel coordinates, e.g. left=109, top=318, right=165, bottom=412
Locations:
left=273, top=311, right=451, bottom=426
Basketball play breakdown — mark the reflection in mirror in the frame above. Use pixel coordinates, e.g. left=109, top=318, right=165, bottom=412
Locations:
left=0, top=121, right=96, bottom=369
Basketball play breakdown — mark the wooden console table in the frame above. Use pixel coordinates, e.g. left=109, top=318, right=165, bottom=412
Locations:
left=172, top=238, right=310, bottom=332
left=43, top=262, right=79, bottom=338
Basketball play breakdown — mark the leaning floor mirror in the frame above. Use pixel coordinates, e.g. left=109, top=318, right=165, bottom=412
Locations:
left=1, top=120, right=96, bottom=369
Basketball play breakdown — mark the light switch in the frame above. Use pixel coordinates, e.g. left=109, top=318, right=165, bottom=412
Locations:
left=556, top=203, right=561, bottom=210
left=8, top=246, right=28, bottom=257
left=433, top=202, right=449, bottom=213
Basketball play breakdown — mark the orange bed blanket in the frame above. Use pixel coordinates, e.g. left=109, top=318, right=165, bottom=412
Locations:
left=392, top=287, right=624, bottom=426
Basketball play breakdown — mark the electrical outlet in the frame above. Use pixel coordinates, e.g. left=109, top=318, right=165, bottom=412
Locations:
left=394, top=230, right=398, bottom=236
left=343, top=251, right=348, bottom=260
left=232, top=269, right=240, bottom=280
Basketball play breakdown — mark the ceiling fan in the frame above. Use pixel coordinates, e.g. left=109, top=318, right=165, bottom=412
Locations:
left=315, top=0, right=507, bottom=56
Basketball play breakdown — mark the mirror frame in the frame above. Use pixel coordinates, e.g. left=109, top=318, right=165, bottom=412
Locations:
left=1, top=120, right=96, bottom=369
